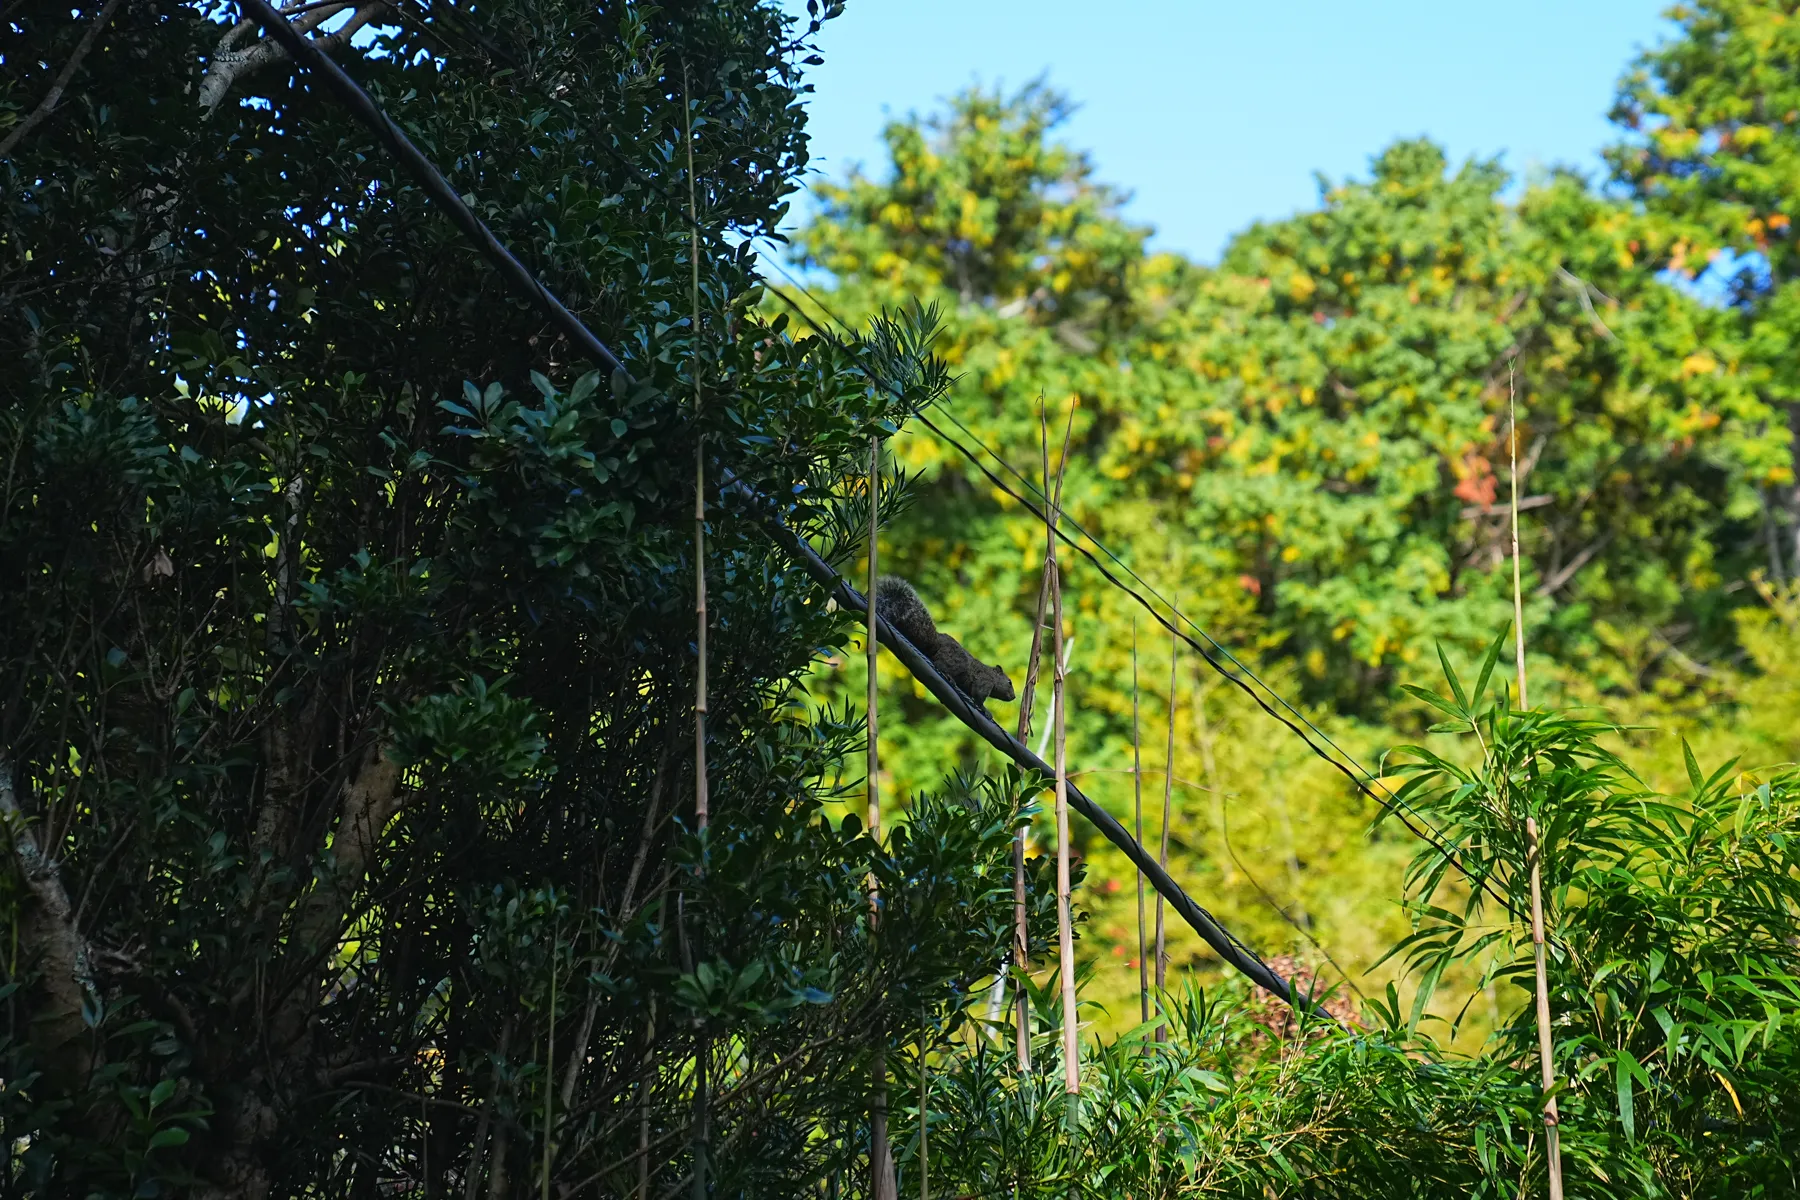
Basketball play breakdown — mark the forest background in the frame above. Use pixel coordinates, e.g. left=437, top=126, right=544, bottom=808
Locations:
left=786, top=1, right=1800, bottom=1039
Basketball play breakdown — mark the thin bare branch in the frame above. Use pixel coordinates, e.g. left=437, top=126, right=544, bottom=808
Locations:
left=0, top=0, right=126, bottom=159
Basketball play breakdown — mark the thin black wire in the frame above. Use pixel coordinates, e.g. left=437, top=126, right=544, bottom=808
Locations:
left=764, top=262, right=1360, bottom=765
left=758, top=259, right=1375, bottom=771
left=735, top=489, right=1333, bottom=1019
left=911, top=402, right=1503, bottom=908
left=755, top=269, right=1497, bottom=904
left=236, top=0, right=629, bottom=376
left=925, top=398, right=1377, bottom=775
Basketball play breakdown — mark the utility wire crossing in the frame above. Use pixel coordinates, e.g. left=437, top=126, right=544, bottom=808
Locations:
left=759, top=272, right=1514, bottom=918
left=231, top=0, right=1327, bottom=1017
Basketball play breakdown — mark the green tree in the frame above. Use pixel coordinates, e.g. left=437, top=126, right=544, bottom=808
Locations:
left=1610, top=0, right=1800, bottom=581
left=788, top=85, right=1786, bottom=1029
left=902, top=669, right=1800, bottom=1197
left=0, top=2, right=1039, bottom=1195
left=799, top=88, right=1783, bottom=714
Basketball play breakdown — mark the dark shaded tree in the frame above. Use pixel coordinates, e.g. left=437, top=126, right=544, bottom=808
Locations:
left=0, top=1, right=1039, bottom=1195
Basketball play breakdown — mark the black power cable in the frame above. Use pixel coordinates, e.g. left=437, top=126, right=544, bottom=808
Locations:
left=725, top=476, right=1335, bottom=1021
left=227, top=0, right=1325, bottom=1013
left=237, top=0, right=627, bottom=376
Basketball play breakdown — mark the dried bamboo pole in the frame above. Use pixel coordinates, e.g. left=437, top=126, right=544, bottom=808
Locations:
left=867, top=433, right=898, bottom=1200
left=1133, top=619, right=1149, bottom=1028
left=1008, top=398, right=1072, bottom=1071
left=1510, top=367, right=1563, bottom=1200
left=684, top=70, right=710, bottom=1200
left=918, top=1011, right=930, bottom=1200
left=1010, top=559, right=1049, bottom=1073
left=1049, top=421, right=1078, bottom=1103
left=543, top=924, right=557, bottom=1200
left=1155, top=631, right=1177, bottom=1042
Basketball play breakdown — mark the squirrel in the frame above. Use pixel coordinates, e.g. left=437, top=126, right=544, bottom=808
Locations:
left=873, top=576, right=1016, bottom=710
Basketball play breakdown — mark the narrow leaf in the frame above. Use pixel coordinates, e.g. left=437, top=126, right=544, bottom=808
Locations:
left=1436, top=642, right=1468, bottom=711
left=1683, top=738, right=1704, bottom=796
left=1616, top=1048, right=1638, bottom=1142
left=1472, top=629, right=1507, bottom=710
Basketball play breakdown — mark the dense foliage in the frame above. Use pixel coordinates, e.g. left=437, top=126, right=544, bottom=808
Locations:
left=780, top=4, right=1800, bottom=1194
left=0, top=1, right=1060, bottom=1195
left=795, top=86, right=1787, bottom=713
left=787, top=32, right=1800, bottom=1017
left=10, top=0, right=1800, bottom=1197
left=887, top=651, right=1800, bottom=1197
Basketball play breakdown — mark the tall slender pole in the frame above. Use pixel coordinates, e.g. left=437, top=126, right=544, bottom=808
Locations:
left=1155, top=632, right=1176, bottom=1042
left=1009, top=403, right=1057, bottom=1074
left=1510, top=366, right=1563, bottom=1200
left=1510, top=367, right=1528, bottom=715
left=1050, top=432, right=1078, bottom=1104
left=684, top=71, right=710, bottom=1200
left=1011, top=565, right=1044, bottom=1072
left=687, top=71, right=708, bottom=837
left=918, top=1013, right=930, bottom=1200
left=868, top=433, right=881, bottom=846
left=1527, top=818, right=1561, bottom=1198
left=867, top=434, right=897, bottom=1200
left=1132, top=619, right=1148, bottom=1028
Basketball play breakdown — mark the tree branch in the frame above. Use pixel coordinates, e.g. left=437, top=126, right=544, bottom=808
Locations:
left=1535, top=533, right=1612, bottom=598
left=199, top=0, right=389, bottom=113
left=0, top=758, right=98, bottom=1097
left=0, top=0, right=126, bottom=160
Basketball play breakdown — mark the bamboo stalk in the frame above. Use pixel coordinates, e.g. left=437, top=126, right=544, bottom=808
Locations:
left=867, top=433, right=897, bottom=1200
left=1009, top=398, right=1069, bottom=1072
left=1133, top=619, right=1148, bottom=1028
left=1155, top=631, right=1177, bottom=1042
left=1050, top=468, right=1078, bottom=1101
left=543, top=927, right=556, bottom=1200
left=684, top=71, right=710, bottom=1200
left=1510, top=369, right=1529, bottom=713
left=1511, top=365, right=1563, bottom=1200
left=1527, top=817, right=1561, bottom=1199
left=868, top=433, right=881, bottom=848
left=918, top=1013, right=930, bottom=1200
left=1011, top=562, right=1049, bottom=1073
left=687, top=67, right=708, bottom=836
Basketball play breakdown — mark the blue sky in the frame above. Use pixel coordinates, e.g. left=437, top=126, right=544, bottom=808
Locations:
left=785, top=1, right=1674, bottom=263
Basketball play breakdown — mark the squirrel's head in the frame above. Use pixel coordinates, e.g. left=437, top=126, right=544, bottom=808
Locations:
left=984, top=663, right=1016, bottom=702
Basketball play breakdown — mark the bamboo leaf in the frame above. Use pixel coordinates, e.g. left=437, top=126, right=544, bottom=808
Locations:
left=1436, top=642, right=1469, bottom=712
left=1472, top=628, right=1507, bottom=710
left=1683, top=738, right=1704, bottom=796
